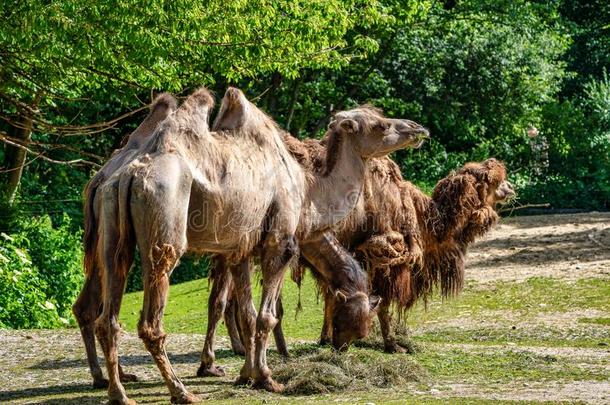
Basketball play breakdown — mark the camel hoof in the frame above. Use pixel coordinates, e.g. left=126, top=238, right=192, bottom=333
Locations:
left=384, top=343, right=406, bottom=354
left=232, top=347, right=246, bottom=356
left=92, top=377, right=109, bottom=389
left=196, top=363, right=225, bottom=377
left=120, top=373, right=139, bottom=383
left=253, top=377, right=284, bottom=393
left=318, top=339, right=330, bottom=347
left=170, top=391, right=201, bottom=404
left=234, top=376, right=251, bottom=386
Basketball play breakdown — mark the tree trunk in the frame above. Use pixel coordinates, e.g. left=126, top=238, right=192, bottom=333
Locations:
left=4, top=115, right=34, bottom=204
left=265, top=71, right=283, bottom=114
left=285, top=78, right=302, bottom=132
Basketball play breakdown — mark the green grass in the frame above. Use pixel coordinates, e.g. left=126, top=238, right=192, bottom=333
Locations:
left=121, top=272, right=325, bottom=340
left=120, top=274, right=610, bottom=341
left=114, top=273, right=610, bottom=401
left=404, top=277, right=610, bottom=326
left=416, top=325, right=609, bottom=348
left=579, top=317, right=610, bottom=326
left=416, top=347, right=608, bottom=383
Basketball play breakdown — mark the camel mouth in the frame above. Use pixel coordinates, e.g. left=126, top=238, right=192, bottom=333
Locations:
left=410, top=129, right=429, bottom=148
left=496, top=183, right=516, bottom=204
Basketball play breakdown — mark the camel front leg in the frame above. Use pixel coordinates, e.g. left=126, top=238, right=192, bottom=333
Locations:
left=228, top=260, right=257, bottom=385
left=197, top=258, right=231, bottom=377
left=378, top=301, right=405, bottom=353
left=319, top=290, right=334, bottom=346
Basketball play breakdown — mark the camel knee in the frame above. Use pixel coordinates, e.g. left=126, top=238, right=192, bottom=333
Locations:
left=257, top=310, right=278, bottom=332
left=138, top=322, right=166, bottom=354
left=94, top=316, right=121, bottom=359
left=280, top=236, right=298, bottom=266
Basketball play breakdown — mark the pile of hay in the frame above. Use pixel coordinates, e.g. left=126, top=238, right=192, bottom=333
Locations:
left=354, top=320, right=421, bottom=354
left=270, top=344, right=427, bottom=395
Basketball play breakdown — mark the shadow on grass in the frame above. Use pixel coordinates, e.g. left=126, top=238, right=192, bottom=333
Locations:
left=30, top=349, right=240, bottom=370
left=0, top=380, right=166, bottom=403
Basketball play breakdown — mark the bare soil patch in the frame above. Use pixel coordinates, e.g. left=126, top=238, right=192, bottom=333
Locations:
left=467, top=212, right=610, bottom=283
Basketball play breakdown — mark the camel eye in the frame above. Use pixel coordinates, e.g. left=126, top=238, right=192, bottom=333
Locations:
left=375, top=123, right=390, bottom=132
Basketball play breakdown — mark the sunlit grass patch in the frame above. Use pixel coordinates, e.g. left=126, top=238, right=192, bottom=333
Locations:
left=578, top=317, right=610, bottom=326
left=415, top=325, right=610, bottom=348
left=416, top=346, right=608, bottom=383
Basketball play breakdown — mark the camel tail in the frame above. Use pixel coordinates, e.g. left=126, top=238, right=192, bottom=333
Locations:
left=113, top=168, right=136, bottom=279
left=83, top=174, right=104, bottom=277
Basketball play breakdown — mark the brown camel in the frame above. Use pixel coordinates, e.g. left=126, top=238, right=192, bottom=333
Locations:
left=319, top=157, right=515, bottom=352
left=93, top=86, right=426, bottom=403
left=203, top=155, right=514, bottom=362
left=72, top=93, right=177, bottom=388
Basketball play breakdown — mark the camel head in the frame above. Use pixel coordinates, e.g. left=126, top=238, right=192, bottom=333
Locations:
left=331, top=291, right=381, bottom=351
left=327, top=107, right=429, bottom=163
left=213, top=87, right=274, bottom=133
left=456, top=158, right=515, bottom=207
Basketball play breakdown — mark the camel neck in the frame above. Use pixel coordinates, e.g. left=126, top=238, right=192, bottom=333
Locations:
left=308, top=141, right=367, bottom=232
left=301, top=232, right=367, bottom=294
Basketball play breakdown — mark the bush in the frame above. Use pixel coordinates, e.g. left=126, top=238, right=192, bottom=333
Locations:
left=0, top=215, right=83, bottom=328
left=523, top=73, right=610, bottom=209
left=0, top=233, right=62, bottom=328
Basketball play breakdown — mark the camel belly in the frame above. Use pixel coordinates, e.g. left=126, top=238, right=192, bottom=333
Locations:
left=185, top=183, right=273, bottom=257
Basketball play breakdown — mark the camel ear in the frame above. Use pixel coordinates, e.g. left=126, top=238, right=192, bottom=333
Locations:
left=369, top=295, right=382, bottom=313
left=335, top=289, right=348, bottom=303
left=339, top=118, right=359, bottom=134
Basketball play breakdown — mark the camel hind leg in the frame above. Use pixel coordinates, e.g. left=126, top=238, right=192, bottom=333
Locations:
left=225, top=291, right=246, bottom=355
left=137, top=242, right=198, bottom=403
left=228, top=260, right=258, bottom=385
left=94, top=183, right=136, bottom=404
left=74, top=265, right=139, bottom=389
left=272, top=295, right=289, bottom=357
left=197, top=257, right=231, bottom=377
left=73, top=267, right=107, bottom=388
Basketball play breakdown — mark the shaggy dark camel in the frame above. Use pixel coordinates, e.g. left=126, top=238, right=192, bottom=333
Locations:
left=72, top=93, right=177, bottom=388
left=93, top=87, right=425, bottom=404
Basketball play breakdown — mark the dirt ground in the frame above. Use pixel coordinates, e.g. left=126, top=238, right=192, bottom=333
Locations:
left=467, top=211, right=610, bottom=282
left=0, top=212, right=608, bottom=404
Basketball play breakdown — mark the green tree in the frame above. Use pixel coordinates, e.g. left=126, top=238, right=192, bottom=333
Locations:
left=0, top=0, right=386, bottom=203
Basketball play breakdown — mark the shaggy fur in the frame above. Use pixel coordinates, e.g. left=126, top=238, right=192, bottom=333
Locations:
left=331, top=157, right=514, bottom=351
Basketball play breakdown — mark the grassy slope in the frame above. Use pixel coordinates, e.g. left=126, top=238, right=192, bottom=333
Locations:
left=121, top=274, right=610, bottom=344
left=121, top=272, right=325, bottom=340
left=119, top=272, right=610, bottom=393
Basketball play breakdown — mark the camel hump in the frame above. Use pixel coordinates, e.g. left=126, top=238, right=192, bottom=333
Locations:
left=181, top=87, right=215, bottom=111
left=151, top=92, right=178, bottom=113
